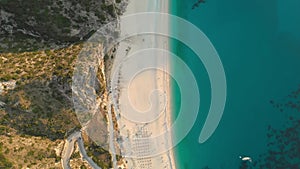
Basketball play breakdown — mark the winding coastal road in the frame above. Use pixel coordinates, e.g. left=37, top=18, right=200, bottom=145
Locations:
left=61, top=131, right=102, bottom=169
left=77, top=135, right=102, bottom=169
left=61, top=132, right=81, bottom=169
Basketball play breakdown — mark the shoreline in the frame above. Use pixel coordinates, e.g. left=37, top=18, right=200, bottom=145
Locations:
left=111, top=0, right=177, bottom=168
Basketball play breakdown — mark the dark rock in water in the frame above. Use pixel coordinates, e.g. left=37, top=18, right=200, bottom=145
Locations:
left=192, top=0, right=205, bottom=10
left=201, top=166, right=211, bottom=169
left=239, top=85, right=300, bottom=169
left=0, top=0, right=128, bottom=53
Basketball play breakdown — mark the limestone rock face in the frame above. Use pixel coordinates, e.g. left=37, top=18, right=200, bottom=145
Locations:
left=0, top=0, right=128, bottom=52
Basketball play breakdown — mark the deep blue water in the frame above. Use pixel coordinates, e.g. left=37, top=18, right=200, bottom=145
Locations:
left=170, top=0, right=300, bottom=169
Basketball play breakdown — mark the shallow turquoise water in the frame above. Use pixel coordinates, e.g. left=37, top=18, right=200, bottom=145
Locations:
left=170, top=0, right=300, bottom=169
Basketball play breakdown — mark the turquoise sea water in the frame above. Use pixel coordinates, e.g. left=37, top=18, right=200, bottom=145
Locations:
left=170, top=0, right=300, bottom=169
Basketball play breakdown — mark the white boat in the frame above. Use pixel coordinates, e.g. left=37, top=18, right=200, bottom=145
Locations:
left=239, top=156, right=252, bottom=162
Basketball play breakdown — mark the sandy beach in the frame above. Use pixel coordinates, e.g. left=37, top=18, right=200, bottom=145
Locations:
left=110, top=0, right=176, bottom=168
